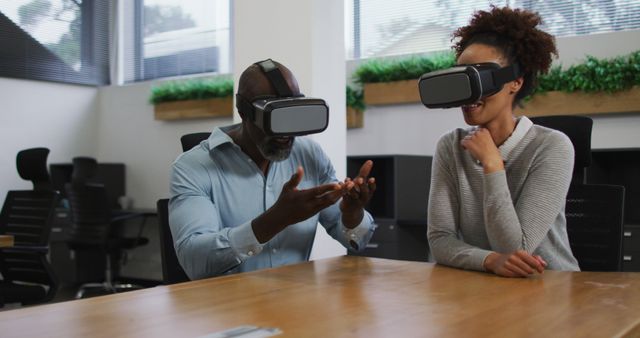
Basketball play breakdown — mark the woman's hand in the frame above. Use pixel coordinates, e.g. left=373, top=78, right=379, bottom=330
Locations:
left=483, top=250, right=547, bottom=277
left=460, top=128, right=504, bottom=174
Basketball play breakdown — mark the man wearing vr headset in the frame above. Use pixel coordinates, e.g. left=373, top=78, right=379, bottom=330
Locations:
left=169, top=59, right=377, bottom=280
left=424, top=6, right=579, bottom=277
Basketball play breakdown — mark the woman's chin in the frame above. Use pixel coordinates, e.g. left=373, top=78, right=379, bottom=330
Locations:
left=461, top=103, right=484, bottom=125
left=463, top=112, right=483, bottom=126
left=462, top=106, right=484, bottom=126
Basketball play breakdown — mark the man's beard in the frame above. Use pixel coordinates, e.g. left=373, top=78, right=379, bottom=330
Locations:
left=256, top=137, right=294, bottom=162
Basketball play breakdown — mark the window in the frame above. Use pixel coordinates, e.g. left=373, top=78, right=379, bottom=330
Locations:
left=0, top=0, right=109, bottom=85
left=122, top=0, right=231, bottom=83
left=347, top=0, right=640, bottom=60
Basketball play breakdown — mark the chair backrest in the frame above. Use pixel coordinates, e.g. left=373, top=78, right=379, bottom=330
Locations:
left=65, top=183, right=112, bottom=247
left=530, top=115, right=593, bottom=183
left=0, top=247, right=59, bottom=304
left=157, top=199, right=189, bottom=284
left=0, top=190, right=59, bottom=246
left=0, top=191, right=59, bottom=302
left=16, top=147, right=53, bottom=192
left=565, top=183, right=625, bottom=271
left=180, top=132, right=211, bottom=152
left=71, top=157, right=98, bottom=186
left=530, top=116, right=626, bottom=270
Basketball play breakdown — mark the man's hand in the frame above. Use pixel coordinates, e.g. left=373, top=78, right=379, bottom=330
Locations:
left=483, top=250, right=547, bottom=278
left=252, top=166, right=344, bottom=243
left=340, top=160, right=376, bottom=228
left=460, top=128, right=504, bottom=174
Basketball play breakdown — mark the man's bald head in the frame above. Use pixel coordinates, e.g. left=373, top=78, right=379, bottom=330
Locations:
left=237, top=61, right=301, bottom=100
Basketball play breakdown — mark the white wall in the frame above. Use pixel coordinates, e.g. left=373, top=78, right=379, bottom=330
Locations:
left=347, top=29, right=640, bottom=156
left=96, top=80, right=233, bottom=209
left=0, top=78, right=98, bottom=206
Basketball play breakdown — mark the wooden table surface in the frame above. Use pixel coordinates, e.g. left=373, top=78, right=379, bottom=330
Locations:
left=1, top=256, right=639, bottom=338
left=0, top=235, right=14, bottom=248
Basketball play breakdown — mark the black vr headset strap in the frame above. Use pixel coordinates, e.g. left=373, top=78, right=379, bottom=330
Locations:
left=256, top=59, right=294, bottom=97
left=492, top=63, right=521, bottom=86
left=236, top=94, right=256, bottom=121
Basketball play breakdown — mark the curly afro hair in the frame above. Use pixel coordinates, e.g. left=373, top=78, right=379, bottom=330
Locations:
left=452, top=6, right=558, bottom=104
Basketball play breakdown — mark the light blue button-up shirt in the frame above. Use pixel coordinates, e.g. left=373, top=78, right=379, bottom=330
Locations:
left=169, top=125, right=375, bottom=280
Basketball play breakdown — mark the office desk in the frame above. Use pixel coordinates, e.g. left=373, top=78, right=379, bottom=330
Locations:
left=1, top=256, right=639, bottom=337
left=0, top=235, right=14, bottom=248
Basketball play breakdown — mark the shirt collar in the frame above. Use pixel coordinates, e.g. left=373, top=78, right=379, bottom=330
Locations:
left=499, top=116, right=533, bottom=161
left=207, top=124, right=240, bottom=151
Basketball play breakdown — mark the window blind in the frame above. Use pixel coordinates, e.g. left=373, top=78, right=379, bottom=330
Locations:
left=348, top=0, right=640, bottom=60
left=0, top=0, right=110, bottom=85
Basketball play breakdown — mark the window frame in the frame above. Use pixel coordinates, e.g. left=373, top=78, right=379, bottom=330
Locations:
left=128, top=0, right=232, bottom=83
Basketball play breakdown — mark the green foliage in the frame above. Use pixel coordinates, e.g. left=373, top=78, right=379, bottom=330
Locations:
left=143, top=5, right=196, bottom=36
left=532, top=50, right=640, bottom=97
left=20, top=0, right=81, bottom=68
left=346, top=86, right=365, bottom=111
left=18, top=0, right=51, bottom=26
left=150, top=77, right=234, bottom=104
left=351, top=50, right=640, bottom=100
left=352, top=52, right=456, bottom=84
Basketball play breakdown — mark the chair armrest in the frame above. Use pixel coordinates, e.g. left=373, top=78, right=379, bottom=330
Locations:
left=0, top=245, right=49, bottom=253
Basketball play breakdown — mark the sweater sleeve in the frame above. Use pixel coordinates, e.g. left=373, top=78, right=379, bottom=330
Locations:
left=482, top=131, right=574, bottom=254
left=427, top=135, right=493, bottom=271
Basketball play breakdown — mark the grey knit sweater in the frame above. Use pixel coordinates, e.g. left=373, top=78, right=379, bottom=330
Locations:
left=427, top=116, right=580, bottom=272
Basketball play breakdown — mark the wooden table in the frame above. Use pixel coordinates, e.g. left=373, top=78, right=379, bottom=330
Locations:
left=0, top=256, right=639, bottom=338
left=0, top=235, right=14, bottom=248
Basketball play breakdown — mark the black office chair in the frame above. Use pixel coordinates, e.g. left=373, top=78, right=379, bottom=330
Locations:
left=16, top=147, right=54, bottom=192
left=65, top=157, right=149, bottom=298
left=565, top=184, right=625, bottom=271
left=157, top=199, right=189, bottom=284
left=0, top=148, right=59, bottom=307
left=531, top=115, right=625, bottom=271
left=180, top=132, right=211, bottom=152
left=530, top=115, right=592, bottom=183
left=157, top=132, right=211, bottom=283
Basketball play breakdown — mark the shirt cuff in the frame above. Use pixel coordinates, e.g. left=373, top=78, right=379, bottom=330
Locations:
left=340, top=213, right=376, bottom=251
left=228, top=221, right=264, bottom=261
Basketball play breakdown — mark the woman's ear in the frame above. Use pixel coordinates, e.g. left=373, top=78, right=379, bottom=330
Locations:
left=509, top=76, right=524, bottom=94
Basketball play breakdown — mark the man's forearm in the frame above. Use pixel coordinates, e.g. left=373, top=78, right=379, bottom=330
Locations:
left=251, top=209, right=288, bottom=243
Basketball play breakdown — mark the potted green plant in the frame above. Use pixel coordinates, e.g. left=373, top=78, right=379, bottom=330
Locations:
left=346, top=86, right=365, bottom=129
left=150, top=76, right=234, bottom=120
left=352, top=52, right=455, bottom=105
left=517, top=50, right=640, bottom=116
left=352, top=49, right=640, bottom=117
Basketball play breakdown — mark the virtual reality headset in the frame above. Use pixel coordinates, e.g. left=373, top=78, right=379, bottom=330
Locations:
left=236, top=59, right=329, bottom=137
left=418, top=62, right=520, bottom=109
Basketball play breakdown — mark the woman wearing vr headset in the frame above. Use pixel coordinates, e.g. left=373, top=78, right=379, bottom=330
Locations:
left=427, top=6, right=580, bottom=277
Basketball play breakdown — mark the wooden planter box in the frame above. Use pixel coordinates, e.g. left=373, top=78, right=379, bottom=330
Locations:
left=347, top=107, right=364, bottom=129
left=154, top=97, right=233, bottom=120
left=517, top=86, right=640, bottom=117
left=363, top=80, right=640, bottom=117
left=363, top=79, right=420, bottom=105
